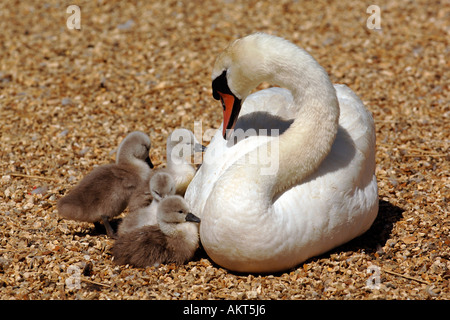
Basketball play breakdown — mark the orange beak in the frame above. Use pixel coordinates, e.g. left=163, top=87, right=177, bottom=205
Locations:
left=218, top=92, right=242, bottom=139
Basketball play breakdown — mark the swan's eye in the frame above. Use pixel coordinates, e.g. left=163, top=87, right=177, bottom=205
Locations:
left=220, top=97, right=226, bottom=111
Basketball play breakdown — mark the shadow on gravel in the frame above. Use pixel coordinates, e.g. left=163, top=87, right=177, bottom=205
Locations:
left=331, top=199, right=405, bottom=255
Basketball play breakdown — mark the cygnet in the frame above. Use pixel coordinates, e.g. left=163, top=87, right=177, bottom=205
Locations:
left=160, top=128, right=206, bottom=195
left=112, top=195, right=200, bottom=267
left=57, top=131, right=154, bottom=238
left=117, top=172, right=175, bottom=236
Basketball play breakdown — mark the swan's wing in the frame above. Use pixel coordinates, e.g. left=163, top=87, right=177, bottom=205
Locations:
left=269, top=85, right=379, bottom=262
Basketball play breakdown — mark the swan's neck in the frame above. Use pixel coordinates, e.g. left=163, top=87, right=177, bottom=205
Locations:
left=246, top=47, right=340, bottom=198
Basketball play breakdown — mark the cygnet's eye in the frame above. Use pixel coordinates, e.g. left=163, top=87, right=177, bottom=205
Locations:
left=178, top=210, right=183, bottom=214
left=154, top=191, right=161, bottom=197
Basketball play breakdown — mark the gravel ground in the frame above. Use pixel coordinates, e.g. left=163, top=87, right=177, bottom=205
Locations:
left=0, top=0, right=448, bottom=300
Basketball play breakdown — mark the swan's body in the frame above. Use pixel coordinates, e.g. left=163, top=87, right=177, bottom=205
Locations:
left=112, top=195, right=201, bottom=267
left=118, top=172, right=176, bottom=235
left=158, top=129, right=205, bottom=196
left=185, top=33, right=378, bottom=273
left=57, top=131, right=154, bottom=238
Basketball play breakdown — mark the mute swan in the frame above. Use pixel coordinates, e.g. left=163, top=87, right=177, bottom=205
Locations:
left=117, top=172, right=176, bottom=235
left=112, top=195, right=201, bottom=267
left=57, top=131, right=154, bottom=238
left=159, top=128, right=206, bottom=195
left=184, top=33, right=378, bottom=273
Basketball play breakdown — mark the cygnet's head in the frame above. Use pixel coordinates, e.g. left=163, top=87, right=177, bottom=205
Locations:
left=157, top=195, right=201, bottom=225
left=116, top=131, right=153, bottom=168
left=166, top=129, right=206, bottom=164
left=150, top=172, right=176, bottom=201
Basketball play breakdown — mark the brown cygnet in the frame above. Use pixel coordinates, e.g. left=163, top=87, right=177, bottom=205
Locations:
left=57, top=131, right=153, bottom=238
left=112, top=195, right=200, bottom=267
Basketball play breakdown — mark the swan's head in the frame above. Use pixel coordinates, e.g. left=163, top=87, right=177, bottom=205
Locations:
left=150, top=172, right=175, bottom=202
left=212, top=33, right=286, bottom=139
left=157, top=195, right=201, bottom=225
left=116, top=131, right=153, bottom=168
left=212, top=32, right=325, bottom=139
left=166, top=128, right=206, bottom=163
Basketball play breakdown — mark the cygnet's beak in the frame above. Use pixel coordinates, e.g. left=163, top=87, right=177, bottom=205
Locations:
left=145, top=156, right=154, bottom=169
left=185, top=212, right=201, bottom=223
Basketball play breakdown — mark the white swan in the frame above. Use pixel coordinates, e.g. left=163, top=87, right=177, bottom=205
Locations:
left=184, top=33, right=378, bottom=273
